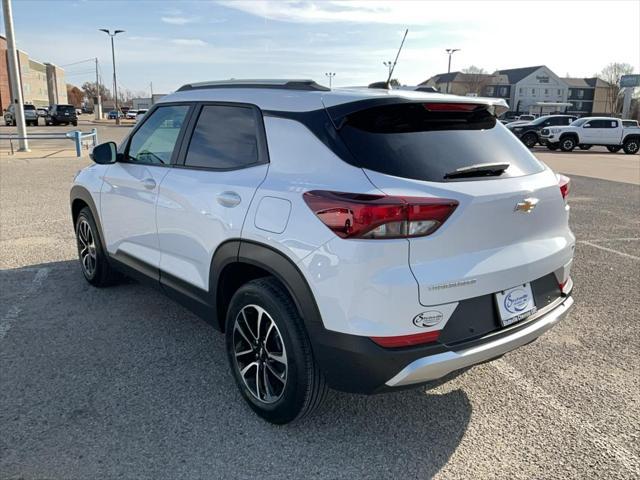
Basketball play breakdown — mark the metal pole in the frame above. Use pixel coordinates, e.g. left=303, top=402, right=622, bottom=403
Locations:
left=445, top=48, right=460, bottom=94
left=94, top=57, right=101, bottom=120
left=110, top=35, right=119, bottom=125
left=446, top=54, right=452, bottom=94
left=2, top=0, right=29, bottom=151
left=73, top=130, right=82, bottom=157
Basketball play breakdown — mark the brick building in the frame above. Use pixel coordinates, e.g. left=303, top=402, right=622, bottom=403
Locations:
left=0, top=34, right=67, bottom=111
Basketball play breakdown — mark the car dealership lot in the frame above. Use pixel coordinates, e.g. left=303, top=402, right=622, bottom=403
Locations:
left=1, top=123, right=639, bottom=479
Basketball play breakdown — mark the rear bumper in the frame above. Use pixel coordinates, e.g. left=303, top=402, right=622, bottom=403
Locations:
left=311, top=294, right=573, bottom=394
left=385, top=295, right=573, bottom=387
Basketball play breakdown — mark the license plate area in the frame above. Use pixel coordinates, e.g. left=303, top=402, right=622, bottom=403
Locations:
left=495, top=283, right=537, bottom=327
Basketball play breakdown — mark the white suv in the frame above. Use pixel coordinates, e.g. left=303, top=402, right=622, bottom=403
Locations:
left=70, top=80, right=575, bottom=424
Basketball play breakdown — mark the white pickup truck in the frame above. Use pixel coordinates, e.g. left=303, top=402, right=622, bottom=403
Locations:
left=540, top=117, right=640, bottom=154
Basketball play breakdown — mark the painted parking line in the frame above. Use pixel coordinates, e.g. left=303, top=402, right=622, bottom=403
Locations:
left=0, top=267, right=50, bottom=341
left=492, top=359, right=640, bottom=476
left=578, top=240, right=640, bottom=260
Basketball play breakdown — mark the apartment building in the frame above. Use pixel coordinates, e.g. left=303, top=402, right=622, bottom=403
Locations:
left=563, top=77, right=612, bottom=116
left=0, top=34, right=67, bottom=111
left=421, top=65, right=616, bottom=117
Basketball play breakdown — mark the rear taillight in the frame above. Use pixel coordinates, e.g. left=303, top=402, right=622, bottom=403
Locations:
left=303, top=191, right=458, bottom=239
left=370, top=330, right=441, bottom=348
left=557, top=174, right=570, bottom=201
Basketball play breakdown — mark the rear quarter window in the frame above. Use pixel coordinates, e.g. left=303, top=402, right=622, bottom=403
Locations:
left=337, top=103, right=545, bottom=182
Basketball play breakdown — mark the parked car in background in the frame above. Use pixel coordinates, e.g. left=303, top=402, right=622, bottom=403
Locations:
left=45, top=104, right=78, bottom=126
left=517, top=114, right=537, bottom=122
left=540, top=117, right=640, bottom=154
left=125, top=110, right=138, bottom=120
left=107, top=110, right=122, bottom=120
left=508, top=115, right=577, bottom=148
left=135, top=109, right=147, bottom=123
left=37, top=107, right=49, bottom=118
left=622, top=120, right=639, bottom=128
left=4, top=104, right=39, bottom=126
left=75, top=108, right=82, bottom=116
left=72, top=80, right=575, bottom=424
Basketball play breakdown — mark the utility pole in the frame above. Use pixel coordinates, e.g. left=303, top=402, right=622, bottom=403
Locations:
left=99, top=29, right=124, bottom=124
left=150, top=81, right=153, bottom=105
left=2, top=0, right=28, bottom=151
left=445, top=48, right=460, bottom=94
left=94, top=57, right=102, bottom=120
left=324, top=72, right=335, bottom=89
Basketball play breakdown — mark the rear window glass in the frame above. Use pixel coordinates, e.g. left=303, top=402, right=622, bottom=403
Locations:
left=57, top=105, right=75, bottom=113
left=337, top=103, right=545, bottom=182
left=24, top=105, right=36, bottom=110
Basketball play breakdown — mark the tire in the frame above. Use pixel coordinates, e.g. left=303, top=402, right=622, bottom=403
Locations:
left=622, top=138, right=639, bottom=155
left=560, top=136, right=576, bottom=152
left=72, top=121, right=77, bottom=126
left=578, top=144, right=592, bottom=150
left=607, top=145, right=622, bottom=153
left=75, top=207, right=121, bottom=287
left=522, top=132, right=538, bottom=148
left=547, top=144, right=559, bottom=151
left=225, top=277, right=328, bottom=424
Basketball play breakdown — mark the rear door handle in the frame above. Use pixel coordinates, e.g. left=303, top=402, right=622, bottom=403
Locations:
left=217, top=191, right=241, bottom=207
left=142, top=178, right=157, bottom=190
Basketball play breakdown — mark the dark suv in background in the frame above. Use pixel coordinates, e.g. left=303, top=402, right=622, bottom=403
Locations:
left=45, top=104, right=78, bottom=126
left=507, top=115, right=577, bottom=148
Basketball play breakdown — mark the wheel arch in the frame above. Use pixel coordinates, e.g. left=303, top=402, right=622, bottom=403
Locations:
left=211, top=240, right=323, bottom=335
left=559, top=132, right=579, bottom=141
left=622, top=134, right=640, bottom=143
left=70, top=185, right=105, bottom=242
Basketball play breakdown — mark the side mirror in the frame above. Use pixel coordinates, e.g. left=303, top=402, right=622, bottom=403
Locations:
left=90, top=141, right=118, bottom=164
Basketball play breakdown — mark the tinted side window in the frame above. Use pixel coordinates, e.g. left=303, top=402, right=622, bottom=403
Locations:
left=184, top=105, right=260, bottom=169
left=127, top=105, right=189, bottom=165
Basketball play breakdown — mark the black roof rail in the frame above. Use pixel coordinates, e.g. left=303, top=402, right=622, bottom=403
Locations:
left=176, top=79, right=330, bottom=92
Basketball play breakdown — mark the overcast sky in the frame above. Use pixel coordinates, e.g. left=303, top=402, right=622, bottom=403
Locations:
left=2, top=0, right=639, bottom=95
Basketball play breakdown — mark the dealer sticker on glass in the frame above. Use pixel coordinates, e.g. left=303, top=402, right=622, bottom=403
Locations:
left=495, top=283, right=537, bottom=327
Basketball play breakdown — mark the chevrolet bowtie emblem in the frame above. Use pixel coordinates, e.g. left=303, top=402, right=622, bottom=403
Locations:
left=515, top=197, right=539, bottom=213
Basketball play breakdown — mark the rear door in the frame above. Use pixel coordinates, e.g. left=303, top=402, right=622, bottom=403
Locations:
left=333, top=101, right=574, bottom=306
left=600, top=119, right=620, bottom=144
left=156, top=103, right=269, bottom=291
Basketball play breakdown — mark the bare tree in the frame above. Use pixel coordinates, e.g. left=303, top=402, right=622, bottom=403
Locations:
left=599, top=62, right=634, bottom=114
left=81, top=81, right=112, bottom=101
left=66, top=85, right=84, bottom=108
left=459, top=66, right=493, bottom=95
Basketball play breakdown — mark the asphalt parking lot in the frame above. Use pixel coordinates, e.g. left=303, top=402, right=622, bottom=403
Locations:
left=1, top=122, right=639, bottom=479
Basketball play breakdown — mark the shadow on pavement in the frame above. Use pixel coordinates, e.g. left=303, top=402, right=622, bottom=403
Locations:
left=1, top=260, right=471, bottom=479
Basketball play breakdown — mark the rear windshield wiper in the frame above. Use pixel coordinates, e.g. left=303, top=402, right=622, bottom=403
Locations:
left=444, top=162, right=510, bottom=179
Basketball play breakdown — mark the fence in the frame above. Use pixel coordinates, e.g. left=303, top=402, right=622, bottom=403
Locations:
left=0, top=128, right=99, bottom=157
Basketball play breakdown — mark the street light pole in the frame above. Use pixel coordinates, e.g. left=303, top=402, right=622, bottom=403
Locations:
left=445, top=48, right=460, bottom=94
left=99, top=29, right=124, bottom=125
left=324, top=72, right=335, bottom=89
left=2, top=0, right=28, bottom=151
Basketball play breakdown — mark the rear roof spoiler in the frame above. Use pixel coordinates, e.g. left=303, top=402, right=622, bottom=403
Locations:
left=324, top=96, right=510, bottom=128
